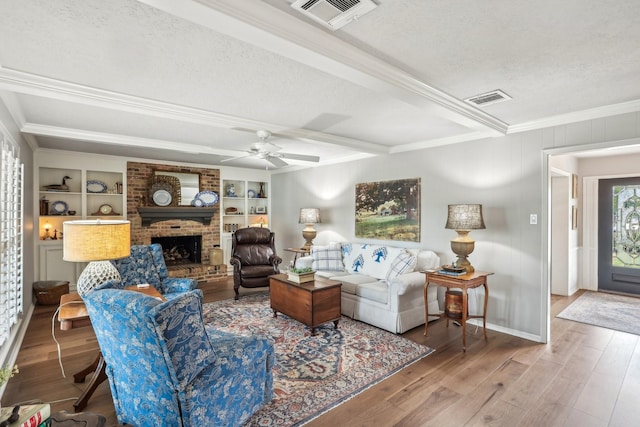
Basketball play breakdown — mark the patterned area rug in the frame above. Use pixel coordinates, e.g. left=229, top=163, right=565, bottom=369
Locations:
left=202, top=294, right=434, bottom=426
left=557, top=291, right=640, bottom=335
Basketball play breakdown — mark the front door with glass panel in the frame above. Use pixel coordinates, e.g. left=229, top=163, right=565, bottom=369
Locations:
left=598, top=177, right=640, bottom=295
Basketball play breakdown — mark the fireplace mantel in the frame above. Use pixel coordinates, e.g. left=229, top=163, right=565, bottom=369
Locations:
left=138, top=207, right=216, bottom=227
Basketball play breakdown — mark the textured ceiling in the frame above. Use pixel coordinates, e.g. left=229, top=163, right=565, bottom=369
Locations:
left=0, top=0, right=639, bottom=169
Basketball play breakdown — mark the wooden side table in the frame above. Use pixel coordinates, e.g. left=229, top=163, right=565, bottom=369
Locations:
left=423, top=271, right=493, bottom=351
left=284, top=247, right=310, bottom=266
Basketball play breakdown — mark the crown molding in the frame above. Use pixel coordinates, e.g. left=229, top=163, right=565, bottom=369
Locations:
left=21, top=123, right=243, bottom=157
left=508, top=99, right=640, bottom=134
left=0, top=67, right=387, bottom=155
left=0, top=90, right=39, bottom=151
left=139, top=0, right=508, bottom=135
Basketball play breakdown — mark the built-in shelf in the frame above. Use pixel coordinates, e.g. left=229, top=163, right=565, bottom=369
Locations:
left=138, top=206, right=216, bottom=227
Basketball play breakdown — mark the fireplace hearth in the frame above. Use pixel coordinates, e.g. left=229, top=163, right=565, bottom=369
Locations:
left=152, top=235, right=202, bottom=266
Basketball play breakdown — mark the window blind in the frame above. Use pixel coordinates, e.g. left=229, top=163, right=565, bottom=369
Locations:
left=0, top=136, right=23, bottom=347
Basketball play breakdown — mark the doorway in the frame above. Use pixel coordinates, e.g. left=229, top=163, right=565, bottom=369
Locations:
left=598, top=177, right=640, bottom=295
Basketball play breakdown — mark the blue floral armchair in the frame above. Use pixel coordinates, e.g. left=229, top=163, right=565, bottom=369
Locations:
left=106, top=243, right=197, bottom=298
left=83, top=288, right=274, bottom=427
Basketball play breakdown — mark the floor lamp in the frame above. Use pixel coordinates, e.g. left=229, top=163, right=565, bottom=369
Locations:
left=63, top=220, right=131, bottom=297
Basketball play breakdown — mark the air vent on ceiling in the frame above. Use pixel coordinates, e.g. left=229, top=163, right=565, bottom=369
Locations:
left=464, top=90, right=512, bottom=107
left=291, top=0, right=378, bottom=31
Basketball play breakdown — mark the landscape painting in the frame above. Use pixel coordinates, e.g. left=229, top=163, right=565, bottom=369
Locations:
left=355, top=178, right=421, bottom=242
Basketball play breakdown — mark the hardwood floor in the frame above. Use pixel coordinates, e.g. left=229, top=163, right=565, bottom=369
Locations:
left=4, top=281, right=639, bottom=426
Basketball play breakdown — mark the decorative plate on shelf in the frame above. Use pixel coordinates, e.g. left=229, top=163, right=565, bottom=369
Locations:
left=152, top=189, right=172, bottom=206
left=192, top=198, right=204, bottom=207
left=247, top=189, right=256, bottom=198
left=195, top=190, right=219, bottom=206
left=50, top=200, right=68, bottom=215
left=86, top=180, right=107, bottom=193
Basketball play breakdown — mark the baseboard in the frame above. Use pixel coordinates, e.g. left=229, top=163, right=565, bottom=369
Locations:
left=466, top=318, right=543, bottom=343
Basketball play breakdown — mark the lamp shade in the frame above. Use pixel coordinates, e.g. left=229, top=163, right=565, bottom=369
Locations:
left=63, top=220, right=131, bottom=262
left=445, top=204, right=486, bottom=230
left=299, top=208, right=320, bottom=224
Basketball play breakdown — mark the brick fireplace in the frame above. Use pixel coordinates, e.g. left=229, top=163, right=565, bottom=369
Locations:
left=127, top=162, right=226, bottom=282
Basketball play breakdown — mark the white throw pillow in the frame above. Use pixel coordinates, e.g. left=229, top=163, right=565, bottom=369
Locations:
left=342, top=242, right=367, bottom=273
left=386, top=250, right=417, bottom=281
left=311, top=242, right=343, bottom=271
left=359, top=245, right=405, bottom=280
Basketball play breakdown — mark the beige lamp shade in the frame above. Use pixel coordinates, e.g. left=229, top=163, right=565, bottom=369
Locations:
left=445, top=204, right=486, bottom=231
left=298, top=208, right=320, bottom=224
left=63, top=220, right=131, bottom=296
left=63, top=220, right=131, bottom=262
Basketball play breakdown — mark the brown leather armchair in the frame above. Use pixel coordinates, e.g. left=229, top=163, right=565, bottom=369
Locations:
left=230, top=227, right=282, bottom=299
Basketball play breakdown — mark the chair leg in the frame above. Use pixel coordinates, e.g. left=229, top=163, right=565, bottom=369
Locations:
left=234, top=283, right=240, bottom=300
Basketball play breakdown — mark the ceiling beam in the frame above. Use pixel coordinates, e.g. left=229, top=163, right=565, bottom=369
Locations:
left=138, top=0, right=509, bottom=135
left=0, top=66, right=388, bottom=155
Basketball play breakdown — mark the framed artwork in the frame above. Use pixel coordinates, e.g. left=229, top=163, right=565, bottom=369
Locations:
left=355, top=178, right=420, bottom=242
left=572, top=174, right=578, bottom=199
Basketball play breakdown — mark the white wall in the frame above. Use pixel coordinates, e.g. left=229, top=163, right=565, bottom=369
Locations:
left=271, top=111, right=640, bottom=343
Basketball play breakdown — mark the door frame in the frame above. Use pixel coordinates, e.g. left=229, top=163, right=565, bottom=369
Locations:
left=583, top=172, right=640, bottom=292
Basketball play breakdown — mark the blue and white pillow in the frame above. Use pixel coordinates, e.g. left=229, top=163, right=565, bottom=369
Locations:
left=359, top=245, right=404, bottom=280
left=386, top=250, right=417, bottom=281
left=311, top=242, right=344, bottom=271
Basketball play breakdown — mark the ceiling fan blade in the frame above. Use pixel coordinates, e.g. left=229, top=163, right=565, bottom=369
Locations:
left=267, top=156, right=288, bottom=168
left=280, top=152, right=320, bottom=162
left=220, top=153, right=253, bottom=163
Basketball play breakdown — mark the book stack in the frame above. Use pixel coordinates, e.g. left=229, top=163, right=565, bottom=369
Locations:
left=0, top=403, right=50, bottom=427
left=437, top=265, right=467, bottom=276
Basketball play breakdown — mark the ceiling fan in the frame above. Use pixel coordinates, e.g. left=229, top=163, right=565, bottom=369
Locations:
left=221, top=130, right=320, bottom=168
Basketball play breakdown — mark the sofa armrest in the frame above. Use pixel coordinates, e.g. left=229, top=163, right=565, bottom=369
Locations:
left=163, top=277, right=198, bottom=294
left=389, top=271, right=425, bottom=296
left=294, top=256, right=314, bottom=270
left=229, top=256, right=241, bottom=269
left=270, top=255, right=283, bottom=267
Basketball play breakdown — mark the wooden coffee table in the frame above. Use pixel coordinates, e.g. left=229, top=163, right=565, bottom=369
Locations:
left=269, top=273, right=342, bottom=335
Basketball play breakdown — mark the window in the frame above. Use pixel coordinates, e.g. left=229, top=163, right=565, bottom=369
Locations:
left=0, top=135, right=23, bottom=347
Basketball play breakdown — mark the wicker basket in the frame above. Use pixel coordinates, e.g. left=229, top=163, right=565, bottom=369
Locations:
left=33, top=280, right=70, bottom=305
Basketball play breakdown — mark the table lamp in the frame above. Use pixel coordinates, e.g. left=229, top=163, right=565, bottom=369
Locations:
left=445, top=204, right=485, bottom=273
left=299, top=208, right=320, bottom=252
left=63, top=220, right=131, bottom=297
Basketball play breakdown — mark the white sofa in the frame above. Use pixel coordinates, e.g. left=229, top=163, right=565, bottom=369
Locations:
left=296, top=242, right=441, bottom=334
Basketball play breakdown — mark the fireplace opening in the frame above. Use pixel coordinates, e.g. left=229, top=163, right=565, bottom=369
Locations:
left=151, top=235, right=202, bottom=266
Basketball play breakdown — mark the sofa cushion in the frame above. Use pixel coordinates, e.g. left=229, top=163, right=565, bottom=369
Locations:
left=355, top=281, right=388, bottom=304
left=333, top=274, right=379, bottom=295
left=386, top=250, right=417, bottom=281
left=311, top=243, right=343, bottom=271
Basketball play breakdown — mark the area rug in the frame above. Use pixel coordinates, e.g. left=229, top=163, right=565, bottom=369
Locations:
left=556, top=291, right=640, bottom=335
left=201, top=294, right=434, bottom=426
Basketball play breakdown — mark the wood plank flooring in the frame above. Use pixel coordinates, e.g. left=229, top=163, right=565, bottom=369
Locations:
left=4, top=281, right=639, bottom=426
